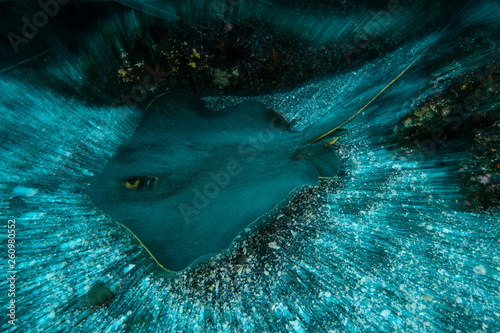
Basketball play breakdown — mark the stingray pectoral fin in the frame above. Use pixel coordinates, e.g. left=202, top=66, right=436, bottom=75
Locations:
left=143, top=91, right=290, bottom=136
left=267, top=107, right=290, bottom=130
left=221, top=101, right=290, bottom=132
left=294, top=143, right=341, bottom=178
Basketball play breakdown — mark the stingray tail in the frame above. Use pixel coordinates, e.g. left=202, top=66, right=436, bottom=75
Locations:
left=292, top=49, right=426, bottom=179
left=308, top=52, right=424, bottom=144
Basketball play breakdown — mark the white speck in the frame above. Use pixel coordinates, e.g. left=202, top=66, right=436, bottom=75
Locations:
left=123, top=264, right=135, bottom=274
left=290, top=320, right=300, bottom=330
left=324, top=291, right=331, bottom=297
left=426, top=225, right=433, bottom=231
left=23, top=212, right=44, bottom=219
left=60, top=239, right=79, bottom=250
left=13, top=186, right=38, bottom=197
left=381, top=309, right=391, bottom=318
left=268, top=242, right=280, bottom=249
left=81, top=169, right=94, bottom=176
left=456, top=297, right=462, bottom=304
left=473, top=265, right=486, bottom=275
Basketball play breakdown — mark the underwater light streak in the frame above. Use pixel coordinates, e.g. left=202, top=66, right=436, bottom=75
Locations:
left=309, top=52, right=424, bottom=144
left=0, top=0, right=498, bottom=332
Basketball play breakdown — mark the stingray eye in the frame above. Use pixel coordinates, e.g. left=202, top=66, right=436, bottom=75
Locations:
left=125, top=178, right=141, bottom=190
left=125, top=177, right=157, bottom=190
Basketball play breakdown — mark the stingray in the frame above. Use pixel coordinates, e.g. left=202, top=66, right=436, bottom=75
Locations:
left=85, top=91, right=342, bottom=272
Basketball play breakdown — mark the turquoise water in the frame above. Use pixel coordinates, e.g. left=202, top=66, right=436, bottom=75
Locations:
left=0, top=1, right=499, bottom=332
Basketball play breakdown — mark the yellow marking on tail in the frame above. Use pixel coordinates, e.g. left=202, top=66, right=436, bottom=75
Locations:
left=326, top=137, right=340, bottom=146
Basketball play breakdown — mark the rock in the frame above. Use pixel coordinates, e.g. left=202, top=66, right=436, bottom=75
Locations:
left=268, top=242, right=280, bottom=249
left=473, top=265, right=486, bottom=275
left=87, top=284, right=114, bottom=307
left=235, top=254, right=247, bottom=265
left=13, top=186, right=38, bottom=197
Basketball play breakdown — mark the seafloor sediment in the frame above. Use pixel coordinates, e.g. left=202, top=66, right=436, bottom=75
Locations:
left=0, top=0, right=499, bottom=332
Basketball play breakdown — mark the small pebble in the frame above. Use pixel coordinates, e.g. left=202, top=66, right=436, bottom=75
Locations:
left=473, top=265, right=486, bottom=275
left=235, top=255, right=247, bottom=265
left=13, top=186, right=38, bottom=197
left=268, top=242, right=280, bottom=249
left=381, top=310, right=391, bottom=318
